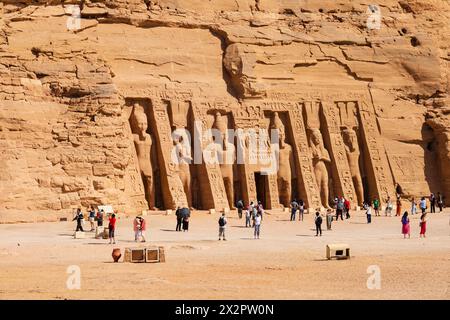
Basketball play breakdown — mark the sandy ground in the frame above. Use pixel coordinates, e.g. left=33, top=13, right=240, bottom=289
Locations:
left=0, top=209, right=449, bottom=300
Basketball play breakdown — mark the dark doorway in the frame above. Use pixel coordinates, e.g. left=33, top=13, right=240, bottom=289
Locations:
left=254, top=172, right=268, bottom=208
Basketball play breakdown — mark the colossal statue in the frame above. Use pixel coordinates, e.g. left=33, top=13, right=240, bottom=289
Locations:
left=131, top=103, right=155, bottom=209
left=213, top=112, right=235, bottom=208
left=309, top=128, right=332, bottom=208
left=342, top=128, right=364, bottom=205
left=271, top=112, right=293, bottom=207
left=173, top=133, right=193, bottom=208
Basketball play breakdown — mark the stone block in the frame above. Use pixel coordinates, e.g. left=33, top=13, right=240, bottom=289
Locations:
left=326, top=244, right=351, bottom=260
left=74, top=231, right=85, bottom=239
left=95, top=226, right=105, bottom=238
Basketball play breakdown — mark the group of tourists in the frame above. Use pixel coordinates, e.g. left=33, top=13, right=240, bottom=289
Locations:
left=71, top=207, right=119, bottom=244
left=73, top=190, right=444, bottom=243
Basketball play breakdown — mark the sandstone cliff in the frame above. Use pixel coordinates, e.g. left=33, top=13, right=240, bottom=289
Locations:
left=0, top=0, right=449, bottom=222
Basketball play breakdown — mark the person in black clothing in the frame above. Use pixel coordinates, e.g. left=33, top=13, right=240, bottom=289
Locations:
left=315, top=211, right=322, bottom=236
left=437, top=192, right=444, bottom=212
left=236, top=200, right=244, bottom=219
left=290, top=199, right=298, bottom=221
left=430, top=193, right=436, bottom=213
left=175, top=207, right=183, bottom=231
left=73, top=208, right=84, bottom=232
left=96, top=209, right=104, bottom=227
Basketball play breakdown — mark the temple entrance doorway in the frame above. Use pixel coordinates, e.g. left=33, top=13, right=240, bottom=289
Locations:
left=254, top=172, right=268, bottom=209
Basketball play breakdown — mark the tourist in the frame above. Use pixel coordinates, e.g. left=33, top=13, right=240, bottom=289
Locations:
left=108, top=213, right=116, bottom=244
left=133, top=215, right=146, bottom=242
left=385, top=196, right=393, bottom=216
left=429, top=193, right=436, bottom=213
left=315, top=211, right=323, bottom=236
left=254, top=213, right=261, bottom=239
left=245, top=204, right=252, bottom=228
left=419, top=212, right=427, bottom=238
left=183, top=213, right=190, bottom=232
left=88, top=206, right=96, bottom=231
left=411, top=197, right=417, bottom=215
left=73, top=208, right=84, bottom=232
left=257, top=201, right=264, bottom=220
left=96, top=209, right=104, bottom=227
left=290, top=199, right=298, bottom=221
left=175, top=207, right=183, bottom=231
left=396, top=196, right=402, bottom=216
left=236, top=199, right=244, bottom=219
left=344, top=198, right=351, bottom=219
left=373, top=197, right=380, bottom=216
left=365, top=203, right=372, bottom=224
left=251, top=204, right=257, bottom=227
left=218, top=212, right=227, bottom=241
left=326, top=209, right=333, bottom=230
left=437, top=192, right=444, bottom=212
left=298, top=199, right=305, bottom=221
left=419, top=197, right=427, bottom=214
left=336, top=196, right=344, bottom=221
left=401, top=211, right=410, bottom=239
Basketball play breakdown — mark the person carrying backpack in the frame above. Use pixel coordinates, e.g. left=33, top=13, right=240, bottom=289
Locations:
left=315, top=212, right=323, bottom=236
left=175, top=207, right=183, bottom=231
left=290, top=199, right=298, bottom=221
left=236, top=200, right=244, bottom=219
left=252, top=205, right=257, bottom=227
left=245, top=205, right=251, bottom=228
left=218, top=213, right=227, bottom=241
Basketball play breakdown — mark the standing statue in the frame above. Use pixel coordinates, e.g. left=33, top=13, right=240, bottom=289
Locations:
left=309, top=128, right=331, bottom=208
left=213, top=112, right=235, bottom=209
left=131, top=103, right=155, bottom=209
left=173, top=134, right=193, bottom=208
left=271, top=113, right=293, bottom=207
left=342, top=128, right=364, bottom=205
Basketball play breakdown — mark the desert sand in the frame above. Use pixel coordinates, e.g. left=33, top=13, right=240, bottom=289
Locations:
left=0, top=209, right=449, bottom=300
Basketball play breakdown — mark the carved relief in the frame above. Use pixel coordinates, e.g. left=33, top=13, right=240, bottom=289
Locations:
left=212, top=111, right=236, bottom=208
left=342, top=127, right=364, bottom=205
left=321, top=101, right=358, bottom=205
left=309, top=128, right=332, bottom=208
left=287, top=104, right=321, bottom=209
left=271, top=112, right=292, bottom=207
left=130, top=102, right=156, bottom=209
left=150, top=99, right=188, bottom=209
left=358, top=100, right=395, bottom=201
left=191, top=102, right=229, bottom=209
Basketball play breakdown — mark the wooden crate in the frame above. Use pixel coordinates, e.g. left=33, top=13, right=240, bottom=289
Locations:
left=145, top=247, right=160, bottom=263
left=124, top=247, right=146, bottom=263
left=158, top=247, right=166, bottom=263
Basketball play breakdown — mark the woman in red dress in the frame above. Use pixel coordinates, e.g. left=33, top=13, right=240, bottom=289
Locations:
left=401, top=211, right=410, bottom=239
left=419, top=212, right=427, bottom=238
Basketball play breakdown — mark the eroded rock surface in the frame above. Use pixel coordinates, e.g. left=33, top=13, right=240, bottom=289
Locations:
left=0, top=0, right=449, bottom=221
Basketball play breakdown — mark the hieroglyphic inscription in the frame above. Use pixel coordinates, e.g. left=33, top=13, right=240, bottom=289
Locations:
left=287, top=103, right=321, bottom=209
left=322, top=101, right=356, bottom=203
left=150, top=99, right=188, bottom=208
left=358, top=100, right=394, bottom=201
left=267, top=173, right=282, bottom=209
left=191, top=101, right=229, bottom=209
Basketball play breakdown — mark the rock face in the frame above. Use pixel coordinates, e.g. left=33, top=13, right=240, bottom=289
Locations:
left=0, top=0, right=449, bottom=221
